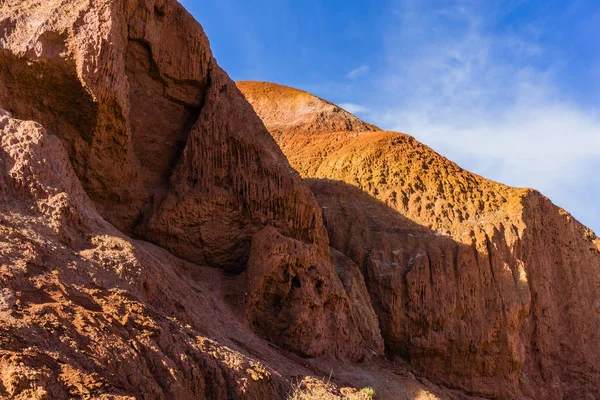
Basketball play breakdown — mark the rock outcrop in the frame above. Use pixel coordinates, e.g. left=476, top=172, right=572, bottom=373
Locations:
left=0, top=1, right=394, bottom=397
left=0, top=0, right=328, bottom=273
left=238, top=81, right=600, bottom=399
left=0, top=110, right=286, bottom=399
left=1, top=0, right=597, bottom=397
left=245, top=226, right=366, bottom=360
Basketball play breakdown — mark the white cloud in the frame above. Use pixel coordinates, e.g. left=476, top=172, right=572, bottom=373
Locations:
left=346, top=65, right=370, bottom=79
left=365, top=0, right=600, bottom=232
left=375, top=92, right=600, bottom=192
left=339, top=103, right=371, bottom=114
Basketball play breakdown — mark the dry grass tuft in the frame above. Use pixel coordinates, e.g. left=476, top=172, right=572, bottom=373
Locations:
left=287, top=376, right=375, bottom=400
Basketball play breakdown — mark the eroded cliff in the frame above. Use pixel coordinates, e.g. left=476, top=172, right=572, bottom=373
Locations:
left=0, top=1, right=403, bottom=398
left=0, top=1, right=597, bottom=397
left=0, top=0, right=329, bottom=272
left=238, top=80, right=600, bottom=400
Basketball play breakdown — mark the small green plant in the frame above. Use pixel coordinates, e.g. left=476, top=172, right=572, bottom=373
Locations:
left=360, top=387, right=375, bottom=399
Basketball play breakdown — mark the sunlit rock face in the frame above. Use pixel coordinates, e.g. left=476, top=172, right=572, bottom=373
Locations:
left=239, top=80, right=600, bottom=400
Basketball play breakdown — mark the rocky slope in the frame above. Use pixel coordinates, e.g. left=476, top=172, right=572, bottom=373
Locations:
left=1, top=108, right=419, bottom=399
left=0, top=0, right=418, bottom=398
left=238, top=81, right=600, bottom=399
left=0, top=0, right=597, bottom=397
left=0, top=109, right=287, bottom=399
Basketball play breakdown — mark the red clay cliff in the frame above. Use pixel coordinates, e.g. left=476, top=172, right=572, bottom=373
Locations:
left=0, top=1, right=598, bottom=399
left=238, top=81, right=600, bottom=400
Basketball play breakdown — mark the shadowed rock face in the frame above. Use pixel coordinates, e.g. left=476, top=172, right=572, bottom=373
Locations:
left=238, top=80, right=600, bottom=400
left=245, top=226, right=368, bottom=360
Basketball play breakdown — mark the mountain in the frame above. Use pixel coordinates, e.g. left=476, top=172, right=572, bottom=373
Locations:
left=238, top=81, right=600, bottom=400
left=0, top=0, right=376, bottom=398
left=0, top=0, right=597, bottom=398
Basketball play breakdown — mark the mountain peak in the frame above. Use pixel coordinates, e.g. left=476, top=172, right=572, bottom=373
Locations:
left=237, top=80, right=379, bottom=134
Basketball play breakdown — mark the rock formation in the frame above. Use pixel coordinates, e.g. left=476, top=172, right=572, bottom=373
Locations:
left=0, top=1, right=395, bottom=398
left=0, top=0, right=329, bottom=273
left=0, top=109, right=289, bottom=399
left=238, top=81, right=600, bottom=400
left=0, top=106, right=405, bottom=399
left=0, top=0, right=597, bottom=397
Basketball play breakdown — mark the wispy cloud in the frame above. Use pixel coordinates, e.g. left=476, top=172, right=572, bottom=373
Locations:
left=365, top=0, right=600, bottom=232
left=346, top=65, right=370, bottom=79
left=339, top=103, right=371, bottom=114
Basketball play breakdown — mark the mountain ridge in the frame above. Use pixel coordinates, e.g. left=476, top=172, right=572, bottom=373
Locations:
left=238, top=80, right=600, bottom=399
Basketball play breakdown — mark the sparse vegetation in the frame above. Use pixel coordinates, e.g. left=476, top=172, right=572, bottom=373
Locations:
left=287, top=378, right=336, bottom=400
left=287, top=377, right=375, bottom=400
left=360, top=387, right=375, bottom=399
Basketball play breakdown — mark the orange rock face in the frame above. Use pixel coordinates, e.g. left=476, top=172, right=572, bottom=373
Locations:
left=0, top=0, right=328, bottom=273
left=0, top=1, right=384, bottom=398
left=1, top=0, right=598, bottom=397
left=238, top=81, right=600, bottom=399
left=0, top=110, right=286, bottom=399
left=245, top=226, right=366, bottom=360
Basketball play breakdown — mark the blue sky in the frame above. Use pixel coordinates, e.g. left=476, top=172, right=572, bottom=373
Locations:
left=180, top=0, right=600, bottom=233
